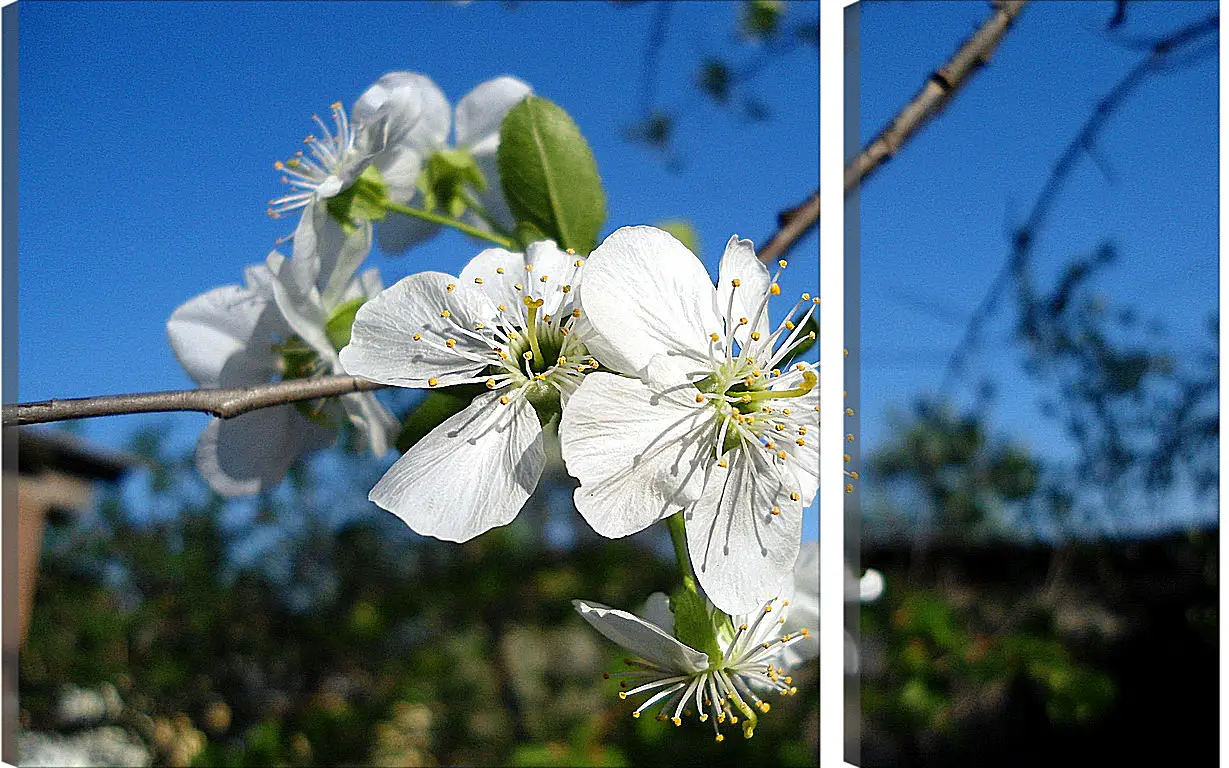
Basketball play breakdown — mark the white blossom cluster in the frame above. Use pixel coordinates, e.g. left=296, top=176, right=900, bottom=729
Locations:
left=168, top=71, right=824, bottom=742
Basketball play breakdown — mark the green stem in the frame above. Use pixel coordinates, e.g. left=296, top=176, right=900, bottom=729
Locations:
left=665, top=512, right=699, bottom=593
left=383, top=200, right=516, bottom=249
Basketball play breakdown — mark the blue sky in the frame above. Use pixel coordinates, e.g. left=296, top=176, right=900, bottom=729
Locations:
left=856, top=1, right=1218, bottom=534
left=15, top=1, right=819, bottom=538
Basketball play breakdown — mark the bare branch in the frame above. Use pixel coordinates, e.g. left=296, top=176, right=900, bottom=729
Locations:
left=4, top=376, right=388, bottom=428
left=758, top=190, right=819, bottom=264
left=938, top=11, right=1219, bottom=392
left=846, top=0, right=1028, bottom=195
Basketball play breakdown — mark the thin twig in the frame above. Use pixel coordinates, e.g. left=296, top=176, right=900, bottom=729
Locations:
left=937, top=11, right=1219, bottom=393
left=4, top=376, right=388, bottom=428
left=758, top=190, right=819, bottom=264
left=845, top=0, right=1028, bottom=194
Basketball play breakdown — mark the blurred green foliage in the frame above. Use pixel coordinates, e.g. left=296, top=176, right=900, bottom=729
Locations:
left=20, top=422, right=817, bottom=766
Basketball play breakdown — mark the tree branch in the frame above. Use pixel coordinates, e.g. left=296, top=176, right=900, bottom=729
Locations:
left=758, top=190, right=819, bottom=264
left=3, top=376, right=388, bottom=428
left=845, top=0, right=1028, bottom=195
left=938, top=10, right=1219, bottom=393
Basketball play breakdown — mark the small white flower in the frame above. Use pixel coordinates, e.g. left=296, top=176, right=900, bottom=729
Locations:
left=268, top=73, right=530, bottom=254
left=573, top=591, right=811, bottom=741
left=560, top=226, right=819, bottom=615
left=168, top=226, right=396, bottom=496
left=339, top=241, right=595, bottom=542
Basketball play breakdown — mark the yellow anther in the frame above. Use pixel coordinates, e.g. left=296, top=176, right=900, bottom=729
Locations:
left=760, top=702, right=771, bottom=713
left=413, top=333, right=422, bottom=341
left=498, top=304, right=507, bottom=312
left=775, top=424, right=786, bottom=432
left=566, top=247, right=576, bottom=255
left=796, top=439, right=806, bottom=447
left=790, top=492, right=801, bottom=501
left=631, top=711, right=641, bottom=719
left=771, top=506, right=780, bottom=516
left=474, top=277, right=484, bottom=284
left=572, top=308, right=582, bottom=318
left=428, top=377, right=439, bottom=387
left=777, top=450, right=788, bottom=460
left=496, top=267, right=505, bottom=274
left=764, top=604, right=773, bottom=613
left=784, top=320, right=796, bottom=330
left=801, top=293, right=811, bottom=301
left=671, top=717, right=682, bottom=726
left=696, top=394, right=706, bottom=403
left=445, top=339, right=456, bottom=348
left=557, top=356, right=568, bottom=365
left=574, top=258, right=584, bottom=267
left=498, top=350, right=509, bottom=360
left=798, top=426, right=807, bottom=435
left=731, top=278, right=742, bottom=288
left=274, top=160, right=285, bottom=170
left=782, top=408, right=791, bottom=415
left=446, top=283, right=456, bottom=293
left=800, top=627, right=810, bottom=637
left=330, top=101, right=342, bottom=110
left=808, top=331, right=817, bottom=340
left=751, top=331, right=761, bottom=341
left=710, top=332, right=721, bottom=342
left=845, top=408, right=855, bottom=416
left=715, top=734, right=725, bottom=743
left=486, top=378, right=497, bottom=389
left=540, top=275, right=549, bottom=283
left=618, top=692, right=628, bottom=700
left=738, top=317, right=749, bottom=326
left=851, top=471, right=860, bottom=479
left=523, top=351, right=534, bottom=361
left=500, top=395, right=511, bottom=405
left=525, top=263, right=534, bottom=271
left=718, top=458, right=728, bottom=468
left=439, top=310, right=451, bottom=318
left=514, top=282, right=524, bottom=290
left=770, top=283, right=781, bottom=296
left=778, top=259, right=788, bottom=268
left=765, top=442, right=776, bottom=450
left=812, top=297, right=821, bottom=304
left=561, top=285, right=572, bottom=293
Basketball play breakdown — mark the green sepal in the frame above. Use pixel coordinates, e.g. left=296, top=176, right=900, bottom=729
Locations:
left=324, top=297, right=366, bottom=351
left=325, top=165, right=389, bottom=233
left=497, top=96, right=606, bottom=254
left=416, top=148, right=488, bottom=221
left=669, top=587, right=724, bottom=667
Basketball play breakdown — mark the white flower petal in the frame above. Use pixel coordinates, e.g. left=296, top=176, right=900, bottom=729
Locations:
left=353, top=71, right=450, bottom=158
left=167, top=283, right=284, bottom=389
left=376, top=146, right=428, bottom=203
left=716, top=234, right=772, bottom=346
left=468, top=150, right=518, bottom=234
left=572, top=600, right=710, bottom=675
left=266, top=251, right=333, bottom=362
left=579, top=226, right=722, bottom=378
left=195, top=406, right=334, bottom=497
left=340, top=272, right=498, bottom=387
left=560, top=372, right=715, bottom=538
left=639, top=592, right=675, bottom=635
left=457, top=241, right=572, bottom=316
left=454, top=76, right=532, bottom=153
left=374, top=198, right=444, bottom=254
left=685, top=449, right=802, bottom=615
left=285, top=206, right=373, bottom=310
left=778, top=539, right=818, bottom=667
left=339, top=390, right=398, bottom=457
left=369, top=391, right=544, bottom=542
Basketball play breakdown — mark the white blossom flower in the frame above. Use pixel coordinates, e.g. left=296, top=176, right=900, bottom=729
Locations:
left=268, top=73, right=530, bottom=254
left=168, top=226, right=396, bottom=496
left=560, top=226, right=819, bottom=615
left=573, top=589, right=811, bottom=741
left=339, top=241, right=595, bottom=542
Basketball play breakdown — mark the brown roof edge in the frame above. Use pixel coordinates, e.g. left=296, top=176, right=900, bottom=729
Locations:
left=14, top=428, right=144, bottom=483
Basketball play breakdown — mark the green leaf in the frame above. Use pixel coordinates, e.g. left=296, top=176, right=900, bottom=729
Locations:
left=498, top=96, right=606, bottom=254
left=669, top=587, right=723, bottom=666
left=654, top=219, right=700, bottom=257
left=324, top=297, right=366, bottom=351
left=396, top=387, right=482, bottom=453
